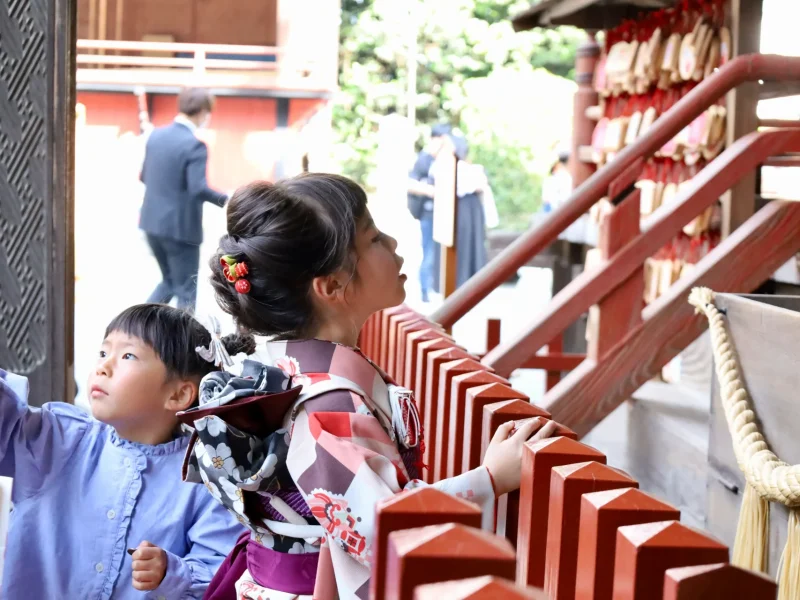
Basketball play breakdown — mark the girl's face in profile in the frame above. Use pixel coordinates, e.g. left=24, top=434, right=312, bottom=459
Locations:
left=347, top=211, right=407, bottom=318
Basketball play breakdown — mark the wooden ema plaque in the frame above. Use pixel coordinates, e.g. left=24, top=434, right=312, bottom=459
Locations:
left=414, top=338, right=460, bottom=414
left=433, top=358, right=490, bottom=482
left=414, top=576, right=547, bottom=599
left=575, top=488, right=680, bottom=600
left=404, top=329, right=450, bottom=392
left=423, top=348, right=475, bottom=482
left=544, top=462, right=638, bottom=600
left=463, top=384, right=529, bottom=474
left=663, top=563, right=777, bottom=600
left=387, top=312, right=423, bottom=378
left=516, top=437, right=606, bottom=588
left=372, top=487, right=482, bottom=600
left=395, top=319, right=438, bottom=383
left=384, top=523, right=516, bottom=600
left=612, top=521, right=729, bottom=599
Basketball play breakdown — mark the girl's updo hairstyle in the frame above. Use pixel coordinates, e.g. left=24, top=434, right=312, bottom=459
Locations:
left=211, top=173, right=369, bottom=339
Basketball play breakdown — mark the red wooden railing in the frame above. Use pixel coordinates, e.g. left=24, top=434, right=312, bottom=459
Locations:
left=359, top=310, right=777, bottom=599
left=354, top=53, right=800, bottom=598
left=432, top=54, right=800, bottom=330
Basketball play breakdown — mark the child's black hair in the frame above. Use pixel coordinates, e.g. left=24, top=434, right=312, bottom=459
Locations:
left=105, top=304, right=256, bottom=380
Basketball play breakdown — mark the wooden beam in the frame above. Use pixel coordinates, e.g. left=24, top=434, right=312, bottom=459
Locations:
left=721, top=0, right=763, bottom=237
left=542, top=200, right=800, bottom=437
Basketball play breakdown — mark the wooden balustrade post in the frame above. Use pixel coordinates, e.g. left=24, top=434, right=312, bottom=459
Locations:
left=481, top=401, right=572, bottom=546
left=394, top=319, right=446, bottom=389
left=611, top=521, right=728, bottom=599
left=371, top=311, right=384, bottom=362
left=544, top=463, right=638, bottom=600
left=403, top=326, right=453, bottom=394
left=388, top=311, right=423, bottom=377
left=446, top=370, right=510, bottom=478
left=414, top=339, right=460, bottom=417
left=394, top=318, right=434, bottom=382
left=463, top=385, right=528, bottom=474
left=575, top=488, right=680, bottom=600
left=434, top=359, right=492, bottom=482
left=381, top=306, right=413, bottom=370
left=588, top=186, right=643, bottom=362
left=414, top=576, right=547, bottom=599
left=423, top=348, right=476, bottom=482
left=193, top=49, right=206, bottom=75
left=516, top=437, right=605, bottom=588
left=384, top=523, right=516, bottom=600
left=663, top=563, right=777, bottom=600
left=372, top=487, right=482, bottom=600
left=359, top=313, right=374, bottom=360
left=486, top=318, right=501, bottom=352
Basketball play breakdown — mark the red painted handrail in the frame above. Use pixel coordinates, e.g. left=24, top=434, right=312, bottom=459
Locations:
left=431, top=54, right=800, bottom=329
left=482, top=127, right=800, bottom=376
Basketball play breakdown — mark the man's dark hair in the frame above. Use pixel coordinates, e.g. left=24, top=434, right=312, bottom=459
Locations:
left=105, top=304, right=255, bottom=380
left=177, top=88, right=215, bottom=117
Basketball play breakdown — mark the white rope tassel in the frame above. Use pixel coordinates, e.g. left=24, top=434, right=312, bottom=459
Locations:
left=689, top=287, right=800, bottom=590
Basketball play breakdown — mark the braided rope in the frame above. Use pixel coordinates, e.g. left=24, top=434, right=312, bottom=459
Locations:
left=688, top=287, right=800, bottom=507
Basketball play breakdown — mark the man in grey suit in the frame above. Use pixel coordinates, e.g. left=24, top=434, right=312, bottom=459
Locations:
left=139, top=87, right=228, bottom=311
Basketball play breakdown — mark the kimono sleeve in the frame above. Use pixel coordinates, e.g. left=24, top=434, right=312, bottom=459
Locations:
left=285, top=389, right=496, bottom=573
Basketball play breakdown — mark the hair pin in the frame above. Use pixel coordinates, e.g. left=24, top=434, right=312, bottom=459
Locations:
left=220, top=255, right=251, bottom=294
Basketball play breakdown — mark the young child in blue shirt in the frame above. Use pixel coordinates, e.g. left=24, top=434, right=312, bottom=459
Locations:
left=0, top=304, right=249, bottom=599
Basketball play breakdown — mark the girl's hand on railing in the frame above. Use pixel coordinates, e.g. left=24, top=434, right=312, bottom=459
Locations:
left=482, top=417, right=558, bottom=497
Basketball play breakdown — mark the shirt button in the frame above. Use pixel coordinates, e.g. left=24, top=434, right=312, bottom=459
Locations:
left=95, top=562, right=104, bottom=573
left=158, top=596, right=166, bottom=600
left=124, top=458, right=132, bottom=467
left=106, top=510, right=116, bottom=520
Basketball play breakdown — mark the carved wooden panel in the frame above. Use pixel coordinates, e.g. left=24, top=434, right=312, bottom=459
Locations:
left=0, top=0, right=75, bottom=404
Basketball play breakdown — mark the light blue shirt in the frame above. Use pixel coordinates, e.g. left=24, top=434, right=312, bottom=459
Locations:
left=0, top=370, right=244, bottom=599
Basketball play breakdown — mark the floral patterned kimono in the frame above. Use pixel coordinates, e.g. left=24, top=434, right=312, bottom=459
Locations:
left=183, top=339, right=496, bottom=600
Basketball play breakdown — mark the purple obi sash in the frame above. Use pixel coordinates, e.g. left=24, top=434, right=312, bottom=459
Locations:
left=246, top=539, right=319, bottom=595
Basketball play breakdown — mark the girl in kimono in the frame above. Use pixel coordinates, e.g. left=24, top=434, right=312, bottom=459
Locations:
left=192, top=174, right=557, bottom=600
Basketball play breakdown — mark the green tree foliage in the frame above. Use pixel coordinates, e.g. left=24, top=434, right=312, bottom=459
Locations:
left=334, top=0, right=583, bottom=228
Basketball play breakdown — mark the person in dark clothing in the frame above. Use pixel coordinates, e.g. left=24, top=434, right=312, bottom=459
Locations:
left=139, top=87, right=228, bottom=312
left=407, top=124, right=453, bottom=303
left=449, top=135, right=489, bottom=288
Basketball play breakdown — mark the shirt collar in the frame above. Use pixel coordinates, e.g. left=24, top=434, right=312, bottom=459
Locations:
left=174, top=114, right=198, bottom=134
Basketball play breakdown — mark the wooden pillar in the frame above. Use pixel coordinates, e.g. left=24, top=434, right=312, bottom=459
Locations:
left=569, top=32, right=600, bottom=189
left=434, top=149, right=458, bottom=300
left=0, top=0, right=76, bottom=405
left=722, top=0, right=763, bottom=237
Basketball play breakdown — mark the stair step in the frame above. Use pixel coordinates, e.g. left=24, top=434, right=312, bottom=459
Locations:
left=583, top=381, right=709, bottom=529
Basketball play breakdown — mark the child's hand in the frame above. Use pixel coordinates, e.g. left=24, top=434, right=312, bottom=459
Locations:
left=131, top=541, right=167, bottom=591
left=482, top=417, right=558, bottom=497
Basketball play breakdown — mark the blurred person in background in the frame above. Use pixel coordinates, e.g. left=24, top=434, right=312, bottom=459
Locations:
left=407, top=123, right=453, bottom=303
